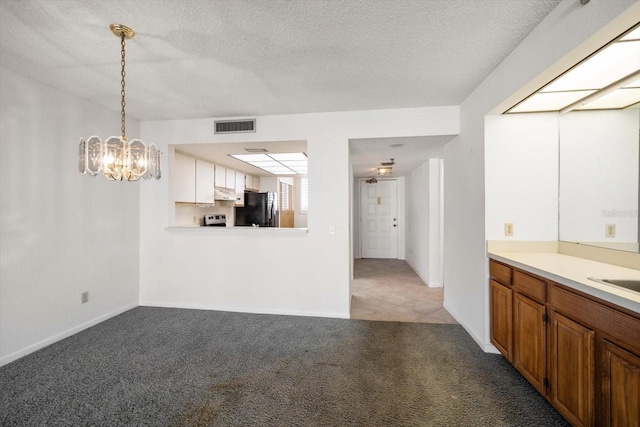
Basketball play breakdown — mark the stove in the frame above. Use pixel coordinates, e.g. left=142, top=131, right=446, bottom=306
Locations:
left=203, top=214, right=227, bottom=227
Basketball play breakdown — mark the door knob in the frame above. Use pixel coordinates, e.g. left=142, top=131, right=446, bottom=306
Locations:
left=393, top=224, right=397, bottom=227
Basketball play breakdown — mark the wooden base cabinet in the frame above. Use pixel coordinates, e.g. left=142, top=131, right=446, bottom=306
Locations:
left=490, top=280, right=512, bottom=361
left=601, top=340, right=640, bottom=427
left=550, top=312, right=594, bottom=427
left=489, top=259, right=640, bottom=427
left=513, top=292, right=547, bottom=394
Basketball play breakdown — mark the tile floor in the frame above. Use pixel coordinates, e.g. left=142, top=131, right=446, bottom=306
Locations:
left=350, top=258, right=458, bottom=324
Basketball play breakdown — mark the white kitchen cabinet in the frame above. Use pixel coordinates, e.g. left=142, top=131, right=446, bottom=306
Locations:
left=235, top=171, right=245, bottom=206
left=173, top=152, right=196, bottom=203
left=225, top=168, right=236, bottom=190
left=235, top=171, right=245, bottom=194
left=214, top=164, right=226, bottom=188
left=245, top=174, right=260, bottom=191
left=195, top=159, right=215, bottom=204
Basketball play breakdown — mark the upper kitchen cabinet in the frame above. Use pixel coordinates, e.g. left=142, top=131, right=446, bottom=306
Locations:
left=195, top=159, right=215, bottom=205
left=245, top=174, right=260, bottom=192
left=225, top=168, right=236, bottom=190
left=214, top=164, right=226, bottom=188
left=235, top=171, right=245, bottom=206
left=214, top=164, right=238, bottom=191
left=174, top=151, right=196, bottom=203
left=173, top=152, right=215, bottom=206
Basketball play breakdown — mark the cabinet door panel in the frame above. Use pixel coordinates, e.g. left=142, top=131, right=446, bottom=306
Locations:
left=195, top=159, right=215, bottom=204
left=602, top=340, right=640, bottom=427
left=551, top=312, right=594, bottom=427
left=214, top=165, right=226, bottom=188
left=490, top=280, right=513, bottom=361
left=173, top=152, right=195, bottom=203
left=514, top=292, right=546, bottom=394
left=225, top=168, right=236, bottom=190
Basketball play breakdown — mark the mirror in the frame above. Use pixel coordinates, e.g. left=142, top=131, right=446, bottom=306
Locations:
left=559, top=109, right=640, bottom=252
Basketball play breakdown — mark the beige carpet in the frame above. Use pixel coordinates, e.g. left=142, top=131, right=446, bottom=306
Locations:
left=351, top=258, right=457, bottom=324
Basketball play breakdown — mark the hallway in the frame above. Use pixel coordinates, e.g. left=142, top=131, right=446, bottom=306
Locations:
left=350, top=258, right=457, bottom=324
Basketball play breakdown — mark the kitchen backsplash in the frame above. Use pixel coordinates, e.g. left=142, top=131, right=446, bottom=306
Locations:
left=175, top=202, right=234, bottom=227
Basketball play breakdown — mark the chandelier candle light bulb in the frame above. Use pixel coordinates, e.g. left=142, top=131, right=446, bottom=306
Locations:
left=78, top=24, right=161, bottom=181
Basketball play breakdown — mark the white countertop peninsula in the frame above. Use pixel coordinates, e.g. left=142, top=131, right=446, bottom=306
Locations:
left=488, top=245, right=640, bottom=314
left=166, top=226, right=309, bottom=235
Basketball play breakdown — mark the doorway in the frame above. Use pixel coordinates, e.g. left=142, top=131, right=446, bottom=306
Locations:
left=359, top=178, right=399, bottom=259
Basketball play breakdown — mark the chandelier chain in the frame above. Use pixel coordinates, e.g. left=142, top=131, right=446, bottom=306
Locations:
left=120, top=32, right=126, bottom=140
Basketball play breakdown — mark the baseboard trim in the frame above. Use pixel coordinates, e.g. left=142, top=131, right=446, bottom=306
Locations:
left=0, top=304, right=137, bottom=368
left=443, top=300, right=493, bottom=353
left=405, top=259, right=442, bottom=287
left=140, top=300, right=350, bottom=320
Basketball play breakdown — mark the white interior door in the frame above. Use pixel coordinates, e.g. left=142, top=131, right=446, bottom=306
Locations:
left=360, top=179, right=398, bottom=259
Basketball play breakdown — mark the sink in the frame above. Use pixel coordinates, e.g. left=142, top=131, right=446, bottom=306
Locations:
left=588, top=278, right=640, bottom=293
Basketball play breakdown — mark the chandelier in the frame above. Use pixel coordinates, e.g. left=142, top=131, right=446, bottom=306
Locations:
left=78, top=24, right=161, bottom=181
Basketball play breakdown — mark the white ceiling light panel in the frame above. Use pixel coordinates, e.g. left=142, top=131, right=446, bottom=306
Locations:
left=230, top=152, right=307, bottom=176
left=509, top=90, right=596, bottom=113
left=575, top=88, right=640, bottom=110
left=506, top=23, right=640, bottom=114
left=542, top=41, right=640, bottom=93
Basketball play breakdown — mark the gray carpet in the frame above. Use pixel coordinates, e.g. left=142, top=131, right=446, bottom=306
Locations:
left=0, top=307, right=569, bottom=426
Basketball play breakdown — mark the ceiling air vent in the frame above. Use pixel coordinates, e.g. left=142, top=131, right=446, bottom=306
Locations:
left=214, top=119, right=256, bottom=134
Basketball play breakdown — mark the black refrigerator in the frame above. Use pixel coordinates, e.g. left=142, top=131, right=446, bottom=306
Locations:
left=235, top=192, right=279, bottom=227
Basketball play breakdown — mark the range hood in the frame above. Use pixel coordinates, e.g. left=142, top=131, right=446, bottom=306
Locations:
left=214, top=188, right=242, bottom=202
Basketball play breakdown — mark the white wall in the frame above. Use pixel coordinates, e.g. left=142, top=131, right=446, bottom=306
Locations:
left=559, top=109, right=639, bottom=243
left=443, top=0, right=638, bottom=351
left=485, top=113, right=559, bottom=241
left=428, top=158, right=443, bottom=287
left=0, top=67, right=140, bottom=366
left=139, top=107, right=458, bottom=318
left=406, top=159, right=441, bottom=286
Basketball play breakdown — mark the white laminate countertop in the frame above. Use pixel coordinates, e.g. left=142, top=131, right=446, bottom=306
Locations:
left=488, top=251, right=640, bottom=314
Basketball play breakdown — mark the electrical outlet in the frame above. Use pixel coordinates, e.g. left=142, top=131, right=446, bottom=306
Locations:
left=81, top=291, right=89, bottom=304
left=605, top=224, right=616, bottom=238
left=329, top=225, right=336, bottom=235
left=504, top=223, right=514, bottom=237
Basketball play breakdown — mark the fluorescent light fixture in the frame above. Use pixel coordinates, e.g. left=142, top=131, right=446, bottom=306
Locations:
left=624, top=77, right=640, bottom=88
left=246, top=161, right=282, bottom=168
left=542, top=41, right=640, bottom=93
left=509, top=91, right=596, bottom=113
left=621, top=26, right=640, bottom=41
left=575, top=88, right=640, bottom=110
left=269, top=153, right=307, bottom=161
left=506, top=22, right=640, bottom=114
left=230, top=152, right=307, bottom=175
left=232, top=154, right=271, bottom=162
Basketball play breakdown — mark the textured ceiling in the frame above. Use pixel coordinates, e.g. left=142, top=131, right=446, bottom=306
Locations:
left=0, top=0, right=561, bottom=177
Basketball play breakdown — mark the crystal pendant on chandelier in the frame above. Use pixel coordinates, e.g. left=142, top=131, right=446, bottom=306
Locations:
left=78, top=24, right=161, bottom=181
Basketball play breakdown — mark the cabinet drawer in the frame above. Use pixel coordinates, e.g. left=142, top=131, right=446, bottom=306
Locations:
left=513, top=270, right=546, bottom=303
left=490, top=260, right=512, bottom=286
